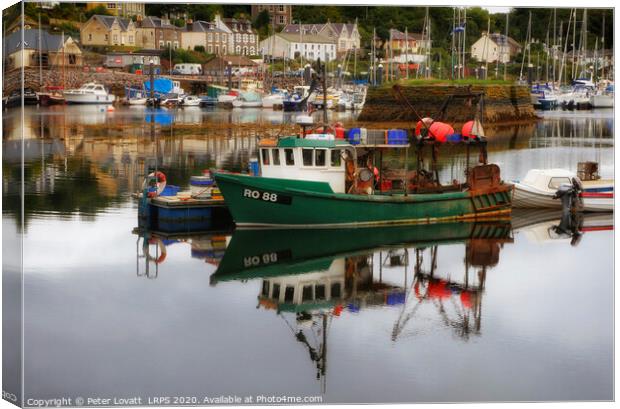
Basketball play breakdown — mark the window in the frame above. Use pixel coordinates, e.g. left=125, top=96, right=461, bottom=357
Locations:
left=88, top=33, right=92, bottom=41
left=159, top=40, right=164, bottom=47
left=243, top=34, right=248, bottom=43
left=284, top=286, right=294, bottom=302
left=315, top=284, right=326, bottom=300
left=236, top=33, right=241, bottom=42
left=105, top=34, right=109, bottom=41
left=249, top=34, right=254, bottom=42
left=222, top=46, right=226, bottom=54
left=128, top=35, right=134, bottom=43
left=222, top=34, right=226, bottom=41
left=235, top=45, right=241, bottom=54
left=215, top=33, right=219, bottom=41
left=261, top=148, right=270, bottom=165
left=113, top=34, right=118, bottom=43
left=279, top=15, right=285, bottom=24
left=272, top=149, right=280, bottom=165
left=548, top=177, right=571, bottom=189
left=272, top=283, right=280, bottom=300
left=315, top=149, right=326, bottom=166
left=208, top=44, right=213, bottom=53
left=302, top=285, right=313, bottom=302
left=250, top=47, right=255, bottom=55
left=279, top=5, right=284, bottom=11
left=302, top=149, right=313, bottom=166
left=262, top=281, right=270, bottom=297
left=208, top=33, right=213, bottom=41
left=331, top=282, right=341, bottom=298
left=330, top=149, right=342, bottom=167
left=68, top=54, right=76, bottom=65
left=284, top=149, right=295, bottom=165
left=107, top=3, right=116, bottom=9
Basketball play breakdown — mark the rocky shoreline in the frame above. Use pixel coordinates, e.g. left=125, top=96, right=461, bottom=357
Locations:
left=358, top=84, right=538, bottom=124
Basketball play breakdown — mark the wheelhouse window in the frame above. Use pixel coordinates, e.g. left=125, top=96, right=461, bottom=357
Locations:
left=315, top=284, right=326, bottom=300
left=272, top=149, right=280, bottom=165
left=330, top=149, right=342, bottom=167
left=262, top=281, right=270, bottom=297
left=284, top=286, right=294, bottom=302
left=284, top=149, right=295, bottom=165
left=272, top=283, right=281, bottom=300
left=261, top=148, right=270, bottom=165
left=315, top=149, right=326, bottom=167
left=302, top=285, right=313, bottom=302
left=302, top=149, right=313, bottom=166
left=331, top=282, right=341, bottom=298
left=548, top=177, right=571, bottom=189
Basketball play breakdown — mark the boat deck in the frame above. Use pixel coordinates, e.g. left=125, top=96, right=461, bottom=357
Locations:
left=150, top=196, right=227, bottom=208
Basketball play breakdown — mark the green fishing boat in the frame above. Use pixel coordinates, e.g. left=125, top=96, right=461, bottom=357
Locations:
left=214, top=127, right=513, bottom=228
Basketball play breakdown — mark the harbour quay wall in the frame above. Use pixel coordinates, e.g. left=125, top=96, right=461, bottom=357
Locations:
left=4, top=68, right=146, bottom=96
left=358, top=84, right=537, bottom=124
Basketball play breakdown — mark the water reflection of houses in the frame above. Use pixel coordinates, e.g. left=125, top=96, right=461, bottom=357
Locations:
left=211, top=222, right=513, bottom=389
left=3, top=107, right=259, bottom=201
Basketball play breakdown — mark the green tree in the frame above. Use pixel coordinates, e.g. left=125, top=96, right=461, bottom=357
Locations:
left=84, top=5, right=111, bottom=19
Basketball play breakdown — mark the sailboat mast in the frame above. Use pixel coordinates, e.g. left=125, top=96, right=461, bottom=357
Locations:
left=503, top=12, right=508, bottom=80
left=552, top=8, right=557, bottom=84
left=572, top=10, right=577, bottom=79
left=451, top=7, right=455, bottom=79
left=462, top=8, right=467, bottom=79
left=601, top=11, right=605, bottom=80
left=405, top=27, right=409, bottom=79
left=38, top=14, right=43, bottom=91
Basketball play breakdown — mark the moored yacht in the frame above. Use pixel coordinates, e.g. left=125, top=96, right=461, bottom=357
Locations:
left=64, top=82, right=115, bottom=104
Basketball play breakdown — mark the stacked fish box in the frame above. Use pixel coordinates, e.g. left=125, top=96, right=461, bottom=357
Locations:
left=387, top=129, right=408, bottom=145
left=366, top=128, right=386, bottom=145
left=347, top=128, right=368, bottom=145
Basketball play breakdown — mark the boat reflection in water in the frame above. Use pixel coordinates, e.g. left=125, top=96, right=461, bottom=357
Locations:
left=133, top=228, right=232, bottom=279
left=210, top=221, right=513, bottom=388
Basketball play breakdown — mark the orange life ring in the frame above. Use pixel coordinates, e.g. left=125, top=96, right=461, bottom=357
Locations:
left=146, top=238, right=167, bottom=264
left=143, top=171, right=167, bottom=197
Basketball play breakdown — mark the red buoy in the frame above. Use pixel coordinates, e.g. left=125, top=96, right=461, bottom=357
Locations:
left=428, top=122, right=455, bottom=143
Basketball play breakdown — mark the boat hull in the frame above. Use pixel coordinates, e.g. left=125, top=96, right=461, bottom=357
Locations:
left=514, top=183, right=613, bottom=212
left=64, top=93, right=115, bottom=104
left=590, top=94, right=614, bottom=108
left=214, top=173, right=513, bottom=228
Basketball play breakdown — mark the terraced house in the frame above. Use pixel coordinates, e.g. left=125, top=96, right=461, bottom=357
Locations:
left=181, top=20, right=229, bottom=55
left=281, top=21, right=360, bottom=56
left=214, top=15, right=259, bottom=56
left=136, top=16, right=182, bottom=50
left=80, top=14, right=137, bottom=47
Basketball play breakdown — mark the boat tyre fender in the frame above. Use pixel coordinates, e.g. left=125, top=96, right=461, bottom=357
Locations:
left=143, top=171, right=167, bottom=198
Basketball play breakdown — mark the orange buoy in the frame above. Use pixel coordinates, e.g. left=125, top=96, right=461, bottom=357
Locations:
left=428, top=122, right=455, bottom=143
left=462, top=120, right=475, bottom=139
left=414, top=117, right=434, bottom=136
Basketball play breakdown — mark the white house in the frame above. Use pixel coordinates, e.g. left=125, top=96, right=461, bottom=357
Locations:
left=260, top=32, right=337, bottom=61
left=471, top=32, right=522, bottom=64
left=281, top=21, right=360, bottom=55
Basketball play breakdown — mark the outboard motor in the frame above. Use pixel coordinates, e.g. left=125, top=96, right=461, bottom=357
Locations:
left=553, top=177, right=584, bottom=217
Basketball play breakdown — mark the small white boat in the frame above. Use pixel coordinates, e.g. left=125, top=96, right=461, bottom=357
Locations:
left=352, top=87, right=367, bottom=110
left=590, top=85, right=614, bottom=108
left=64, top=82, right=115, bottom=104
left=513, top=169, right=613, bottom=212
left=262, top=92, right=286, bottom=108
left=181, top=95, right=201, bottom=106
left=127, top=97, right=147, bottom=105
left=232, top=91, right=262, bottom=108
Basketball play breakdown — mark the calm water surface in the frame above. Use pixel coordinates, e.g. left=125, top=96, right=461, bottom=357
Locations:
left=2, top=105, right=613, bottom=404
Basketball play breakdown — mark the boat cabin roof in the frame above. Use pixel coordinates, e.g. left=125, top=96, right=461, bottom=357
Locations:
left=522, top=169, right=574, bottom=190
left=260, top=136, right=351, bottom=149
